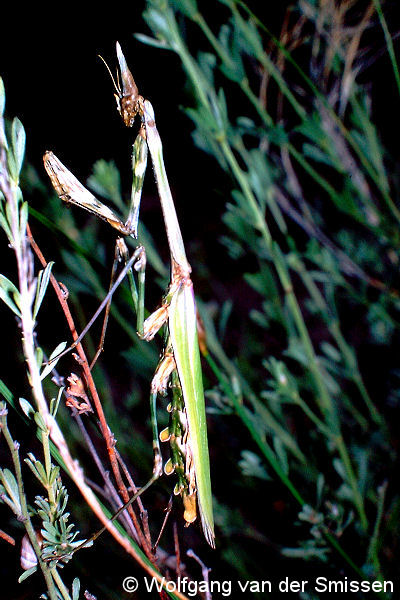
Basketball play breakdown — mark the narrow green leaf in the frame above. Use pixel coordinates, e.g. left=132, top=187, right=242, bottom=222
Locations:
left=34, top=460, right=48, bottom=485
left=6, top=148, right=18, bottom=184
left=0, top=468, right=21, bottom=512
left=0, top=378, right=14, bottom=405
left=33, top=412, right=47, bottom=433
left=50, top=386, right=64, bottom=418
left=134, top=33, right=170, bottom=50
left=42, top=521, right=59, bottom=539
left=11, top=117, right=26, bottom=178
left=33, top=261, right=54, bottom=319
left=24, top=458, right=41, bottom=482
left=0, top=212, right=13, bottom=244
left=35, top=347, right=44, bottom=372
left=0, top=77, right=5, bottom=117
left=19, top=201, right=29, bottom=238
left=0, top=274, right=21, bottom=317
left=40, top=341, right=67, bottom=381
left=72, top=578, right=81, bottom=600
left=18, top=566, right=38, bottom=583
left=48, top=465, right=60, bottom=486
left=19, top=398, right=35, bottom=419
left=171, top=0, right=198, bottom=18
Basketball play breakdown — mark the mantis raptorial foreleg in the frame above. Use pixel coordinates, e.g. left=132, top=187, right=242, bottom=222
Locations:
left=43, top=133, right=147, bottom=366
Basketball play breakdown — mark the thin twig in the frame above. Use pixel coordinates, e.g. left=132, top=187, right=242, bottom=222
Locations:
left=74, top=415, right=139, bottom=541
left=152, top=496, right=173, bottom=552
left=173, top=522, right=181, bottom=579
left=27, top=226, right=167, bottom=578
left=0, top=529, right=15, bottom=546
left=186, top=549, right=212, bottom=600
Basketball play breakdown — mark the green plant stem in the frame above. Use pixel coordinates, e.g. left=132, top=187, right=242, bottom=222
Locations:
left=290, top=391, right=333, bottom=438
left=42, top=428, right=56, bottom=516
left=367, top=481, right=388, bottom=577
left=373, top=0, right=400, bottom=99
left=13, top=204, right=58, bottom=527
left=0, top=408, right=58, bottom=600
left=323, top=530, right=369, bottom=580
left=335, top=432, right=367, bottom=528
left=219, top=137, right=272, bottom=248
left=52, top=569, right=72, bottom=600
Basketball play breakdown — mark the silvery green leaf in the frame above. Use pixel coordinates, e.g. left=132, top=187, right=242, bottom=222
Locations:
left=33, top=412, right=47, bottom=433
left=0, top=212, right=12, bottom=244
left=142, top=8, right=173, bottom=42
left=25, top=458, right=47, bottom=486
left=320, top=342, right=342, bottom=363
left=239, top=450, right=271, bottom=480
left=0, top=274, right=21, bottom=316
left=7, top=145, right=18, bottom=182
left=0, top=77, right=5, bottom=117
left=50, top=386, right=64, bottom=417
left=19, top=398, right=35, bottom=419
left=171, top=0, right=198, bottom=18
left=0, top=468, right=21, bottom=512
left=35, top=347, right=44, bottom=371
left=333, top=458, right=348, bottom=483
left=33, top=262, right=54, bottom=319
left=72, top=578, right=81, bottom=600
left=11, top=117, right=26, bottom=178
left=281, top=545, right=329, bottom=560
left=42, top=521, right=59, bottom=539
left=273, top=436, right=289, bottom=475
left=34, top=460, right=48, bottom=485
left=0, top=380, right=14, bottom=407
left=134, top=33, right=170, bottom=50
left=19, top=201, right=29, bottom=238
left=40, top=341, right=67, bottom=381
left=18, top=566, right=37, bottom=583
left=48, top=465, right=60, bottom=486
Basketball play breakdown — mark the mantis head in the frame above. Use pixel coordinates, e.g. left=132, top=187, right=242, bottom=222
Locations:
left=99, top=42, right=143, bottom=128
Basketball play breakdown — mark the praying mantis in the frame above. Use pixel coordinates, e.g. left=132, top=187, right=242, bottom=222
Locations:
left=43, top=43, right=215, bottom=548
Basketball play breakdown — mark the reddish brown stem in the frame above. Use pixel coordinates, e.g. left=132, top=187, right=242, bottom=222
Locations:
left=27, top=223, right=153, bottom=558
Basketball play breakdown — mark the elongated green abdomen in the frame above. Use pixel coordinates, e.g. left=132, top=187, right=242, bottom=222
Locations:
left=169, top=280, right=215, bottom=547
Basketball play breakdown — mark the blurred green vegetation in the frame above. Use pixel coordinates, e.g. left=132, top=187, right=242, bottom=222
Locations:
left=2, top=0, right=400, bottom=598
